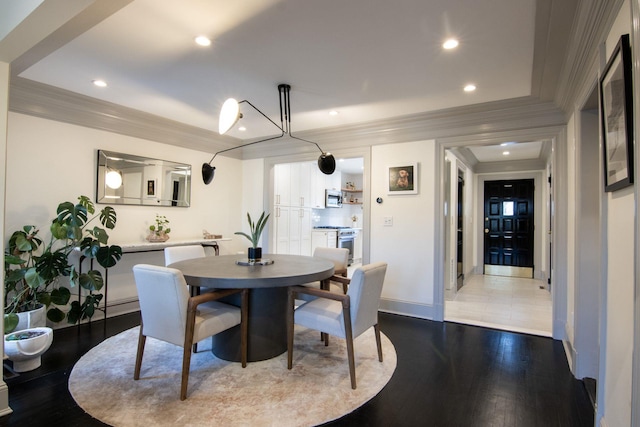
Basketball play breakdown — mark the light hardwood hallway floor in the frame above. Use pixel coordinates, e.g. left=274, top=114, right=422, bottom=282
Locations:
left=445, top=274, right=552, bottom=337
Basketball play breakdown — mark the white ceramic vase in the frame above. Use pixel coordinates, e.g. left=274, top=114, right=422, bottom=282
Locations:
left=4, top=327, right=53, bottom=372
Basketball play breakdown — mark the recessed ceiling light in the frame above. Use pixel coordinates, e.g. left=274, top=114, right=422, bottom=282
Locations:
left=443, top=38, right=459, bottom=50
left=238, top=126, right=246, bottom=131
left=503, top=151, right=510, bottom=156
left=464, top=84, right=476, bottom=92
left=92, top=79, right=107, bottom=87
left=339, top=158, right=345, bottom=162
left=195, top=36, right=211, bottom=47
left=329, top=110, right=339, bottom=116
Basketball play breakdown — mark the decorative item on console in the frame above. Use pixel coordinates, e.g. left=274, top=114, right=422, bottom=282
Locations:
left=202, top=230, right=223, bottom=239
left=147, top=214, right=171, bottom=242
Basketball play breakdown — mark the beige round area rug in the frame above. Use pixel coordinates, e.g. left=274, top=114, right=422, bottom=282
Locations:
left=69, top=326, right=396, bottom=426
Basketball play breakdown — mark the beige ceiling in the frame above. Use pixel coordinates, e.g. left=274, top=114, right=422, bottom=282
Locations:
left=3, top=0, right=577, bottom=162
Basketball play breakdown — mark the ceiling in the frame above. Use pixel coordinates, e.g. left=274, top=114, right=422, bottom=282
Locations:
left=2, top=0, right=577, bottom=164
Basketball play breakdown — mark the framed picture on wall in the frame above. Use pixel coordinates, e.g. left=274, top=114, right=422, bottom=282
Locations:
left=146, top=179, right=156, bottom=196
left=387, top=163, right=418, bottom=195
left=600, top=33, right=634, bottom=192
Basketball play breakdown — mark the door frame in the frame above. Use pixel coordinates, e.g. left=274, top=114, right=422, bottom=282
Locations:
left=482, top=178, right=536, bottom=277
left=475, top=172, right=547, bottom=280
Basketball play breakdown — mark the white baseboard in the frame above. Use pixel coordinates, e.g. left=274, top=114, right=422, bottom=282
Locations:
left=379, top=298, right=435, bottom=320
left=0, top=382, right=12, bottom=418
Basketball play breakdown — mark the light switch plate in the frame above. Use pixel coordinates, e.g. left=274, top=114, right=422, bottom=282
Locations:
left=383, top=216, right=393, bottom=226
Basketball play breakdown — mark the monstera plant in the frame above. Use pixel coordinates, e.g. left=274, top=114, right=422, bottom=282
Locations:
left=4, top=195, right=123, bottom=333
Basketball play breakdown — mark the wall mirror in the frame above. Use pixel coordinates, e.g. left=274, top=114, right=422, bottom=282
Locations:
left=97, top=150, right=191, bottom=207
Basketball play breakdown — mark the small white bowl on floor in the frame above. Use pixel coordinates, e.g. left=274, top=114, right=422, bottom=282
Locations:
left=4, top=327, right=53, bottom=372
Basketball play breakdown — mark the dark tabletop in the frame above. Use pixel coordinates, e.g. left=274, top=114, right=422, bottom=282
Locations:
left=169, top=253, right=335, bottom=289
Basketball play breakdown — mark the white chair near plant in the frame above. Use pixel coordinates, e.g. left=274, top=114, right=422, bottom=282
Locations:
left=287, top=262, right=388, bottom=389
left=133, top=264, right=248, bottom=400
left=164, top=245, right=206, bottom=266
left=165, top=244, right=207, bottom=296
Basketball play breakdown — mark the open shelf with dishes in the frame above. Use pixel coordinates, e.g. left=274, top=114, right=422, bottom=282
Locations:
left=342, top=188, right=363, bottom=205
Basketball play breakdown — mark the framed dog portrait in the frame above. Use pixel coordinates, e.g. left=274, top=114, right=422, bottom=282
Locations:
left=387, top=163, right=418, bottom=195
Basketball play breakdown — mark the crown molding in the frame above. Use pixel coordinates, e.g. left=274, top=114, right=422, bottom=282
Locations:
left=554, top=0, right=624, bottom=113
left=243, top=96, right=566, bottom=159
left=473, top=159, right=548, bottom=174
left=10, top=77, right=566, bottom=162
left=9, top=77, right=242, bottom=157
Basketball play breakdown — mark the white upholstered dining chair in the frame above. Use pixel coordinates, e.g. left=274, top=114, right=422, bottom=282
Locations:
left=299, top=247, right=350, bottom=301
left=287, top=262, right=387, bottom=389
left=164, top=244, right=209, bottom=351
left=164, top=244, right=206, bottom=266
left=133, top=264, right=248, bottom=400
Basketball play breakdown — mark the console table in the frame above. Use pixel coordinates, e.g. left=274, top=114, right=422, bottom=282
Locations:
left=77, top=238, right=232, bottom=328
left=119, top=237, right=231, bottom=256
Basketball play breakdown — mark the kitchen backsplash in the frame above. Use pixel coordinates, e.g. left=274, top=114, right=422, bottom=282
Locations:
left=312, top=172, right=363, bottom=228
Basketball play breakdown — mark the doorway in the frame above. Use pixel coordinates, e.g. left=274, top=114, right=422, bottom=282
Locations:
left=456, top=171, right=464, bottom=290
left=483, top=179, right=535, bottom=278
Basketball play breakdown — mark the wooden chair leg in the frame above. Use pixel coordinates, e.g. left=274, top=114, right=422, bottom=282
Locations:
left=343, top=307, right=356, bottom=389
left=240, top=289, right=249, bottom=368
left=181, top=310, right=197, bottom=400
left=134, top=327, right=146, bottom=380
left=180, top=341, right=193, bottom=400
left=374, top=323, right=383, bottom=362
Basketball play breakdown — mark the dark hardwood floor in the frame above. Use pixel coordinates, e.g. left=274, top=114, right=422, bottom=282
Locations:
left=1, top=312, right=593, bottom=427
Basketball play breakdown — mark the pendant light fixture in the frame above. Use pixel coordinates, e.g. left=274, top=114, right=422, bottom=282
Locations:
left=202, top=84, right=335, bottom=185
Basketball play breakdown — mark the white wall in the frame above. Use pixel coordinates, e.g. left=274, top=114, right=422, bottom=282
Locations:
left=599, top=3, right=635, bottom=425
left=0, top=61, right=11, bottom=416
left=371, top=140, right=437, bottom=318
left=566, top=114, right=576, bottom=347
left=241, top=158, right=266, bottom=252
left=6, top=112, right=246, bottom=315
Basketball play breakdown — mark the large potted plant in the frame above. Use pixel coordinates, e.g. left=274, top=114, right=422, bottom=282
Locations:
left=235, top=211, right=270, bottom=262
left=4, top=195, right=123, bottom=333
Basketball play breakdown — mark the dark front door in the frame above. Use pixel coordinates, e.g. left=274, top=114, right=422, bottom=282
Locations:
left=483, top=179, right=534, bottom=278
left=456, top=173, right=464, bottom=290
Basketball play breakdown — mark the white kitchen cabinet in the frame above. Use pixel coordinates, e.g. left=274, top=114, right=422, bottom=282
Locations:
left=273, top=206, right=312, bottom=255
left=310, top=166, right=327, bottom=209
left=276, top=162, right=315, bottom=207
left=274, top=163, right=291, bottom=206
left=311, top=230, right=337, bottom=253
left=324, top=170, right=342, bottom=191
left=273, top=206, right=291, bottom=254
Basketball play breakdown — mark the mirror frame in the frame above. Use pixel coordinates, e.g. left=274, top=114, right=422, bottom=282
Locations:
left=96, top=150, right=191, bottom=207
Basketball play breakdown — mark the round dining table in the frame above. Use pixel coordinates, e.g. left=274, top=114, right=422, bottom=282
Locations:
left=169, top=254, right=334, bottom=362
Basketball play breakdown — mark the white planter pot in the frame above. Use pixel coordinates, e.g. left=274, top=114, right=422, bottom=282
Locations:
left=4, top=327, right=53, bottom=372
left=15, top=304, right=46, bottom=332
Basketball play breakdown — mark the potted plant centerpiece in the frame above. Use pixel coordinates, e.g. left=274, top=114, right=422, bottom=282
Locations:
left=235, top=211, right=270, bottom=262
left=4, top=195, right=123, bottom=333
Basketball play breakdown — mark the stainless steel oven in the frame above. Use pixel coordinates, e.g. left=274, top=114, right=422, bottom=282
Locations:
left=337, top=229, right=356, bottom=266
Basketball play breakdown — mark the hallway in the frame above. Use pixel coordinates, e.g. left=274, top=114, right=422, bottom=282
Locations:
left=445, top=274, right=552, bottom=337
